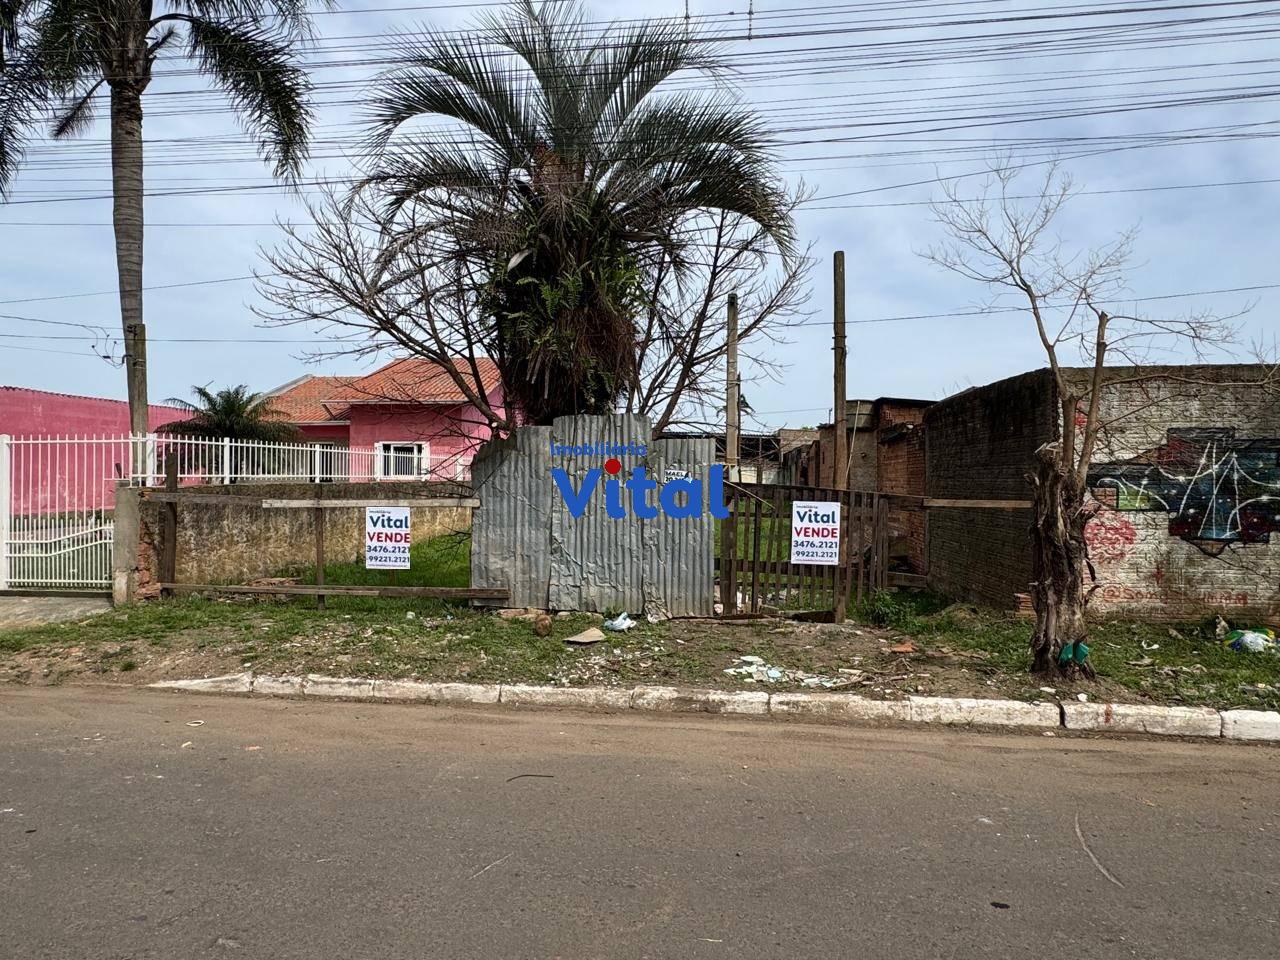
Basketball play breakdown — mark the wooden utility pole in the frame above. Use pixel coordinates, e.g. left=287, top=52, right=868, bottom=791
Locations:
left=832, top=251, right=848, bottom=491
left=725, top=292, right=740, bottom=482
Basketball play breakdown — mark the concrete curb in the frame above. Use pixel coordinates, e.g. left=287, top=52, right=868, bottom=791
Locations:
left=145, top=673, right=1280, bottom=742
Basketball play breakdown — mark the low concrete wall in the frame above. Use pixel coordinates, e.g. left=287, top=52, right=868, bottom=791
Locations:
left=124, top=482, right=473, bottom=598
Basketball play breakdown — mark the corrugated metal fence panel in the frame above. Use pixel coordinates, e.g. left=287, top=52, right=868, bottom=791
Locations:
left=642, top=436, right=717, bottom=618
left=469, top=426, right=553, bottom=608
left=547, top=414, right=649, bottom=613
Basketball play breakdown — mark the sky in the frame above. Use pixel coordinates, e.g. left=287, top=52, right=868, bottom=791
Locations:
left=1, top=0, right=1277, bottom=432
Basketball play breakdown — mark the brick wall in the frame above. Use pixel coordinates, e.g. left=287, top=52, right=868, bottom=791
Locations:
left=876, top=401, right=930, bottom=574
left=925, top=364, right=1280, bottom=622
left=1072, top=365, right=1280, bottom=621
left=924, top=370, right=1057, bottom=605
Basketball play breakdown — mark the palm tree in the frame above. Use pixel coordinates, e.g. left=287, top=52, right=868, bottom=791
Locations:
left=360, top=0, right=795, bottom=424
left=0, top=1, right=319, bottom=438
left=160, top=384, right=300, bottom=442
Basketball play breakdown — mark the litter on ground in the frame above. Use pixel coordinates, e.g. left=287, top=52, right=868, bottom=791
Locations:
left=722, top=655, right=869, bottom=689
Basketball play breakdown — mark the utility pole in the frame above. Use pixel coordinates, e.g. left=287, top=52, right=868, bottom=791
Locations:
left=725, top=292, right=740, bottom=483
left=832, top=251, right=848, bottom=491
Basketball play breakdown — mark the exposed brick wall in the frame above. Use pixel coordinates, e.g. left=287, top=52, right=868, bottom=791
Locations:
left=876, top=401, right=930, bottom=574
left=924, top=370, right=1057, bottom=605
left=925, top=364, right=1280, bottom=622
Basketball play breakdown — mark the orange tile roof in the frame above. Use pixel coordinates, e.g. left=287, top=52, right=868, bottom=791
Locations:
left=266, top=375, right=356, bottom=424
left=326, top=357, right=501, bottom=405
left=267, top=359, right=501, bottom=424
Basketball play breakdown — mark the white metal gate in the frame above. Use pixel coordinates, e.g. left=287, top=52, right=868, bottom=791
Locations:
left=1, top=433, right=477, bottom=592
left=0, top=435, right=131, bottom=591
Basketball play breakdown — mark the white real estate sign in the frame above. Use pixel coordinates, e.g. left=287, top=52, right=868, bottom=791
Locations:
left=790, top=500, right=841, bottom=566
left=365, top=506, right=411, bottom=569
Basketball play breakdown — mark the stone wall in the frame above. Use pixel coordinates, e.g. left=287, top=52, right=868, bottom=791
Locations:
left=120, top=481, right=473, bottom=598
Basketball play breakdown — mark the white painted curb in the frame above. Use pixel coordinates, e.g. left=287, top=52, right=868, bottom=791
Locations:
left=1221, top=709, right=1280, bottom=742
left=1062, top=702, right=1222, bottom=738
left=151, top=672, right=252, bottom=694
left=304, top=675, right=375, bottom=699
left=769, top=692, right=909, bottom=723
left=501, top=684, right=630, bottom=710
left=145, top=672, right=1275, bottom=743
left=908, top=696, right=1060, bottom=728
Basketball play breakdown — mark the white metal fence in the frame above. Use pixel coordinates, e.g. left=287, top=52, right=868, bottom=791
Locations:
left=1, top=433, right=474, bottom=591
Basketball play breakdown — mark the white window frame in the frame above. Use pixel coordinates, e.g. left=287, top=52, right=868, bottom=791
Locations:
left=375, top=441, right=431, bottom=480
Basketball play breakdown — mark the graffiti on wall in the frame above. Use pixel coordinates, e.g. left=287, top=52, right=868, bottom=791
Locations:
left=1087, top=428, right=1280, bottom=556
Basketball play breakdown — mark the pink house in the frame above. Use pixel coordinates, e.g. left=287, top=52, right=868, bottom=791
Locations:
left=0, top=386, right=185, bottom=437
left=267, top=357, right=505, bottom=479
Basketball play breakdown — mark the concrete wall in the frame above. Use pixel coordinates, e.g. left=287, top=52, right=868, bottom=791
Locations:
left=123, top=481, right=473, bottom=597
left=924, top=370, right=1057, bottom=605
left=1, top=386, right=185, bottom=437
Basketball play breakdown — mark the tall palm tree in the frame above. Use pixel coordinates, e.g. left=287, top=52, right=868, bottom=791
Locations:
left=160, top=384, right=299, bottom=441
left=0, top=0, right=319, bottom=438
left=361, top=0, right=795, bottom=424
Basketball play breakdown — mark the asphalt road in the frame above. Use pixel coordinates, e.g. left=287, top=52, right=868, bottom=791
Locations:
left=2, top=687, right=1277, bottom=960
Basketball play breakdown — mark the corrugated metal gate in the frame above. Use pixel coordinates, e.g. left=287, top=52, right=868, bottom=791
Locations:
left=470, top=415, right=717, bottom=617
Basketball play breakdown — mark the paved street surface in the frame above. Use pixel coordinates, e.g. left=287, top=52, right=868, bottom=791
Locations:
left=2, top=687, right=1277, bottom=959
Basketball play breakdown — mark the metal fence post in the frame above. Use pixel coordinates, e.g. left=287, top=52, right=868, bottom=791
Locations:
left=0, top=434, right=10, bottom=591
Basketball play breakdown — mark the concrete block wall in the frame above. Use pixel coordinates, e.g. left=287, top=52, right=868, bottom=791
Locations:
left=924, top=370, right=1057, bottom=605
left=123, top=481, right=473, bottom=598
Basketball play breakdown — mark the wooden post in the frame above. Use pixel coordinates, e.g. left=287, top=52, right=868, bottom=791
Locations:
left=832, top=251, right=848, bottom=491
left=314, top=506, right=326, bottom=609
left=750, top=496, right=762, bottom=613
left=833, top=490, right=849, bottom=623
left=159, top=454, right=178, bottom=597
left=725, top=292, right=740, bottom=483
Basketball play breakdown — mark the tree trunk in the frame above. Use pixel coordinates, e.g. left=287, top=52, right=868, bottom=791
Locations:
left=110, top=85, right=149, bottom=440
left=1028, top=442, right=1096, bottom=678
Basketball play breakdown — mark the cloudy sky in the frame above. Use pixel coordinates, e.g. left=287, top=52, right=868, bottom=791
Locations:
left=2, top=0, right=1276, bottom=431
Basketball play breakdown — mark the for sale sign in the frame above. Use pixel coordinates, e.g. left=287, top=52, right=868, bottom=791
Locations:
left=790, top=500, right=841, bottom=566
left=365, top=506, right=411, bottom=569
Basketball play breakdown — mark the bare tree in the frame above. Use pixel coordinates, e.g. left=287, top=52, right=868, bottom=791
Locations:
left=256, top=186, right=812, bottom=434
left=925, top=161, right=1250, bottom=677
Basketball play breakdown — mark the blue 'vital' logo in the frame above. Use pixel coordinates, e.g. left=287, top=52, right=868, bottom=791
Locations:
left=552, top=464, right=730, bottom=519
